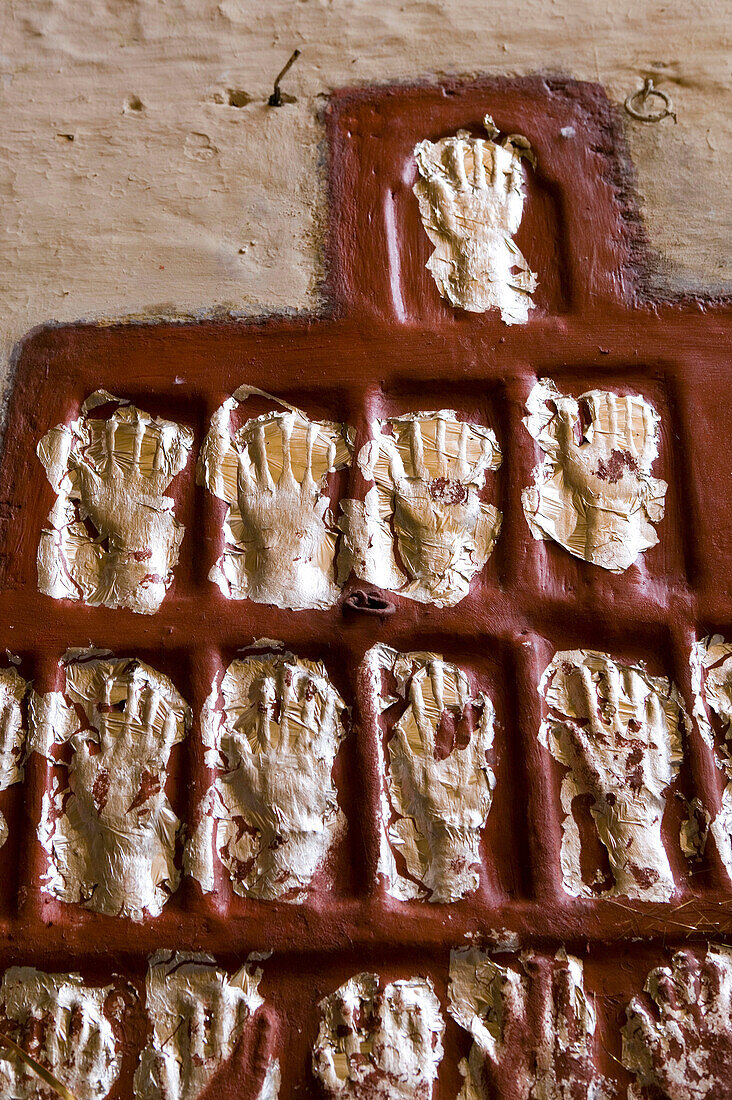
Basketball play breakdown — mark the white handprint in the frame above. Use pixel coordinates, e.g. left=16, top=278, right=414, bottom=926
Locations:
left=187, top=651, right=347, bottom=901
left=198, top=388, right=350, bottom=610
left=539, top=650, right=686, bottom=901
left=32, top=653, right=190, bottom=920
left=448, top=947, right=613, bottom=1100
left=0, top=968, right=121, bottom=1100
left=691, top=635, right=732, bottom=882
left=523, top=380, right=667, bottom=572
left=343, top=412, right=501, bottom=608
left=37, top=393, right=193, bottom=614
left=135, top=951, right=274, bottom=1100
left=312, top=972, right=444, bottom=1099
left=413, top=114, right=537, bottom=324
left=370, top=645, right=495, bottom=902
left=623, top=945, right=732, bottom=1099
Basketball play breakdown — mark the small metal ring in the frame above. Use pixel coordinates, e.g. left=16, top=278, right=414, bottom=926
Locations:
left=624, top=79, right=677, bottom=124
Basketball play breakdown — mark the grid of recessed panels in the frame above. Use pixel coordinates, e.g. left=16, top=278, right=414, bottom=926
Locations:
left=0, top=76, right=729, bottom=1097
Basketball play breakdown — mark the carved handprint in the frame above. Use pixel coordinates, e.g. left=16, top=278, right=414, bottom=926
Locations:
left=32, top=653, right=190, bottom=920
left=371, top=645, right=495, bottom=902
left=346, top=412, right=501, bottom=608
left=187, top=652, right=347, bottom=901
left=198, top=388, right=350, bottom=610
left=523, top=380, right=667, bottom=572
left=540, top=650, right=686, bottom=901
left=691, top=635, right=732, bottom=882
left=449, top=947, right=613, bottom=1100
left=135, top=951, right=274, bottom=1100
left=623, top=945, right=732, bottom=1100
left=0, top=968, right=121, bottom=1100
left=313, top=972, right=444, bottom=1099
left=413, top=114, right=537, bottom=324
left=37, top=393, right=193, bottom=614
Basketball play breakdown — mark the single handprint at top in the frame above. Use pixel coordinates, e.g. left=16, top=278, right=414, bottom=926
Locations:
left=623, top=944, right=732, bottom=1100
left=523, top=380, right=667, bottom=572
left=449, top=947, right=613, bottom=1100
left=370, top=645, right=495, bottom=902
left=37, top=392, right=193, bottom=614
left=0, top=967, right=122, bottom=1100
left=539, top=649, right=686, bottom=901
left=312, top=971, right=445, bottom=1099
left=135, top=950, right=276, bottom=1100
left=187, top=650, right=347, bottom=902
left=198, top=387, right=350, bottom=610
left=413, top=114, right=537, bottom=324
left=32, top=652, right=190, bottom=921
left=341, top=412, right=501, bottom=607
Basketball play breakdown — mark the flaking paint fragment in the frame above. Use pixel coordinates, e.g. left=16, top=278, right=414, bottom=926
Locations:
left=186, top=650, right=347, bottom=901
left=691, top=634, right=732, bottom=881
left=622, top=944, right=732, bottom=1099
left=312, top=972, right=444, bottom=1098
left=135, top=951, right=278, bottom=1100
left=368, top=645, right=495, bottom=902
left=522, top=380, right=667, bottom=572
left=341, top=412, right=501, bottom=607
left=32, top=652, right=190, bottom=921
left=539, top=649, right=686, bottom=901
left=198, top=386, right=350, bottom=610
left=448, top=947, right=612, bottom=1100
left=413, top=114, right=537, bottom=324
left=0, top=666, right=29, bottom=852
left=37, top=392, right=193, bottom=614
left=0, top=967, right=120, bottom=1100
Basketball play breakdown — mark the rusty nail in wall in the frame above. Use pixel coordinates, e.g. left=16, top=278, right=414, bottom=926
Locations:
left=624, top=78, right=677, bottom=123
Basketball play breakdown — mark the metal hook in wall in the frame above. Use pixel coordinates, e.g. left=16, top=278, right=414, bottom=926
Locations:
left=624, top=78, right=677, bottom=123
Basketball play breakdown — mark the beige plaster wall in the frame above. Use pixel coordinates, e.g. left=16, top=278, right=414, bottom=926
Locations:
left=1, top=1, right=729, bottom=383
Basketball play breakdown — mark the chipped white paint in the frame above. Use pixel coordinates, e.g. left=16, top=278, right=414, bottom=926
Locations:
left=0, top=967, right=120, bottom=1100
left=691, top=634, right=732, bottom=881
left=539, top=649, right=686, bottom=900
left=135, top=950, right=277, bottom=1100
left=198, top=386, right=350, bottom=610
left=342, top=412, right=501, bottom=607
left=368, top=645, right=495, bottom=902
left=448, top=947, right=612, bottom=1100
left=414, top=115, right=536, bottom=323
left=37, top=391, right=193, bottom=614
left=0, top=666, right=29, bottom=852
left=522, top=380, right=667, bottom=572
left=313, top=972, right=444, bottom=1099
left=32, top=651, right=190, bottom=921
left=187, top=650, right=347, bottom=901
left=623, top=944, right=732, bottom=1099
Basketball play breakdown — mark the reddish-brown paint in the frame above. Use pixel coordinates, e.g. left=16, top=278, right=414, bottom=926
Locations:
left=0, top=77, right=728, bottom=1097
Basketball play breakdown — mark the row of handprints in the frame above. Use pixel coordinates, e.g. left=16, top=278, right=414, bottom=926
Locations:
left=37, top=381, right=666, bottom=616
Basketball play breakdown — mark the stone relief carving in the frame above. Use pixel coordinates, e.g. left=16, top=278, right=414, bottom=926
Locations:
left=135, top=950, right=279, bottom=1100
left=539, top=649, right=686, bottom=901
left=312, top=971, right=444, bottom=1099
left=198, top=386, right=350, bottom=610
left=0, top=967, right=122, bottom=1100
left=340, top=412, right=501, bottom=607
left=368, top=645, right=495, bottom=902
left=522, top=380, right=667, bottom=572
left=31, top=651, right=190, bottom=921
left=413, top=114, right=537, bottom=324
left=691, top=634, right=732, bottom=881
left=449, top=946, right=613, bottom=1099
left=37, top=391, right=193, bottom=614
left=623, top=944, right=732, bottom=1100
left=187, top=649, right=347, bottom=902
left=0, top=665, right=28, bottom=851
